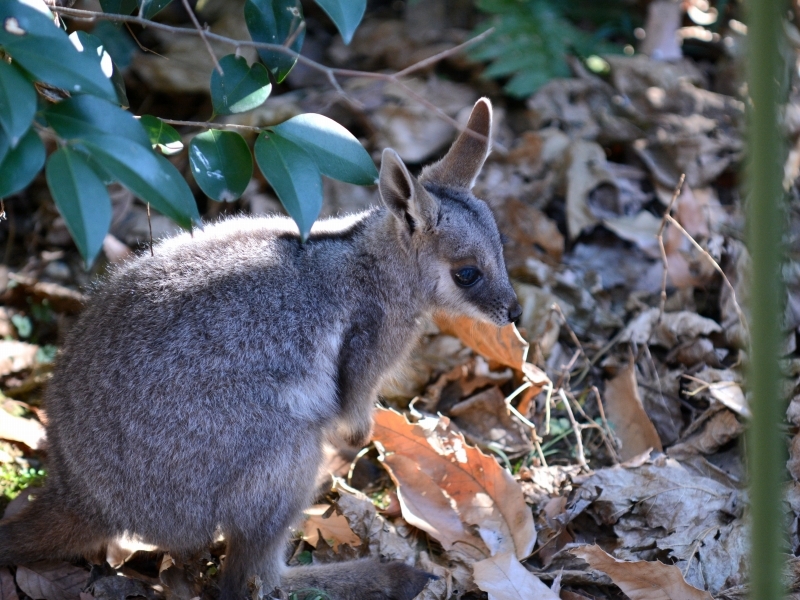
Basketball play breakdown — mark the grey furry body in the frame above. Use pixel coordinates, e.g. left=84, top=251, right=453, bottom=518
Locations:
left=0, top=98, right=517, bottom=600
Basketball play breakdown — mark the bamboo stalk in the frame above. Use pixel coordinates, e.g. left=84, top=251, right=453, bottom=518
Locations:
left=746, top=1, right=787, bottom=598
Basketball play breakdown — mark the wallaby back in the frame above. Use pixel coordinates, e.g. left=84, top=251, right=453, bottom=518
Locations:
left=0, top=98, right=518, bottom=600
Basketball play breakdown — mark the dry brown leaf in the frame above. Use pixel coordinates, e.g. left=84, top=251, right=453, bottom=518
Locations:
left=16, top=563, right=89, bottom=600
left=302, top=504, right=362, bottom=551
left=472, top=552, right=559, bottom=600
left=604, top=364, right=663, bottom=461
left=373, top=409, right=536, bottom=559
left=433, top=313, right=529, bottom=370
left=0, top=406, right=46, bottom=450
left=570, top=545, right=713, bottom=600
left=0, top=568, right=18, bottom=600
left=669, top=410, right=744, bottom=459
left=449, top=387, right=532, bottom=455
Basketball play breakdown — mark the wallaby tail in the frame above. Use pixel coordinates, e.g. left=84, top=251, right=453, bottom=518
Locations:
left=0, top=488, right=109, bottom=566
left=280, top=558, right=434, bottom=600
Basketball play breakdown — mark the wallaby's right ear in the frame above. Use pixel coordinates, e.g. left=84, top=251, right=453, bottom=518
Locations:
left=419, top=97, right=492, bottom=190
left=379, top=148, right=438, bottom=234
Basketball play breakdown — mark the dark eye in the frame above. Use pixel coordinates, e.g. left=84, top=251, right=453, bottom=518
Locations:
left=453, top=267, right=482, bottom=287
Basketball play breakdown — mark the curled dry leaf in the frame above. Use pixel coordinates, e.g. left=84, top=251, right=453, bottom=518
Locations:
left=472, top=552, right=559, bottom=600
left=433, top=313, right=529, bottom=370
left=372, top=408, right=536, bottom=559
left=603, top=363, right=662, bottom=461
left=16, top=563, right=89, bottom=600
left=302, top=504, right=362, bottom=551
left=0, top=568, right=18, bottom=600
left=570, top=545, right=713, bottom=600
left=0, top=341, right=38, bottom=378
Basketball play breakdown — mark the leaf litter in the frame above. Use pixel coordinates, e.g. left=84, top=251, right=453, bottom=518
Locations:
left=3, top=2, right=800, bottom=600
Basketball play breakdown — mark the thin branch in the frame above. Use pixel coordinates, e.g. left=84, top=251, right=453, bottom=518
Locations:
left=154, top=118, right=264, bottom=133
left=657, top=173, right=686, bottom=319
left=558, top=388, right=587, bottom=469
left=180, top=0, right=223, bottom=76
left=665, top=213, right=749, bottom=338
left=50, top=6, right=495, bottom=145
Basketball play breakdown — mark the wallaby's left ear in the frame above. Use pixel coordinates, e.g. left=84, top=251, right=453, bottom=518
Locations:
left=379, top=148, right=439, bottom=235
left=419, top=97, right=492, bottom=190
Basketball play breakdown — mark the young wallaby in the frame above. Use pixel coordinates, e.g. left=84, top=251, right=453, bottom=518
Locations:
left=0, top=98, right=520, bottom=600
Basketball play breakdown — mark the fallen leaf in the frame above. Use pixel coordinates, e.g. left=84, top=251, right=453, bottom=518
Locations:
left=603, top=363, right=663, bottom=461
left=449, top=386, right=532, bottom=456
left=433, top=314, right=529, bottom=370
left=472, top=552, right=559, bottom=600
left=302, top=504, right=362, bottom=551
left=565, top=140, right=617, bottom=240
left=0, top=406, right=46, bottom=450
left=570, top=545, right=713, bottom=600
left=372, top=408, right=536, bottom=559
left=16, top=563, right=89, bottom=600
left=669, top=409, right=744, bottom=459
left=0, top=568, right=18, bottom=600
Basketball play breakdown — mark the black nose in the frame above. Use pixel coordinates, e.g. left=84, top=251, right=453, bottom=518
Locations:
left=508, top=301, right=522, bottom=324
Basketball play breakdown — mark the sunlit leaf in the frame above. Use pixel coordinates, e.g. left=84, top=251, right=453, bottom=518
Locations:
left=0, top=1, right=116, bottom=102
left=210, top=54, right=272, bottom=115
left=69, top=31, right=129, bottom=107
left=254, top=131, right=321, bottom=240
left=273, top=113, right=377, bottom=185
left=189, top=129, right=253, bottom=202
left=140, top=115, right=183, bottom=155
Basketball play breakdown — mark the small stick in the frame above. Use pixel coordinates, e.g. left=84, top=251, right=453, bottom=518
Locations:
left=147, top=203, right=154, bottom=257
left=657, top=173, right=685, bottom=319
left=558, top=388, right=586, bottom=469
left=180, top=0, right=223, bottom=76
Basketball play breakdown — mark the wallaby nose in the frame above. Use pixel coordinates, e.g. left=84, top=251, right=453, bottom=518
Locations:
left=508, top=300, right=522, bottom=324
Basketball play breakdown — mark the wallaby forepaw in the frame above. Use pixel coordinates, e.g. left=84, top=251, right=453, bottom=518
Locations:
left=379, top=562, right=436, bottom=600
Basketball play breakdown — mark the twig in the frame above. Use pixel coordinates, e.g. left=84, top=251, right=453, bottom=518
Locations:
left=180, top=0, right=223, bottom=76
left=558, top=388, right=587, bottom=469
left=50, top=6, right=495, bottom=144
left=657, top=173, right=685, bottom=319
left=154, top=118, right=264, bottom=133
left=283, top=18, right=305, bottom=50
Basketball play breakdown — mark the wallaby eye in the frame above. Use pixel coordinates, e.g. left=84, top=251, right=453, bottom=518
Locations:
left=453, top=267, right=482, bottom=287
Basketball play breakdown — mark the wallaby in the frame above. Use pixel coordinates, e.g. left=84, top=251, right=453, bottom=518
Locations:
left=0, top=98, right=520, bottom=600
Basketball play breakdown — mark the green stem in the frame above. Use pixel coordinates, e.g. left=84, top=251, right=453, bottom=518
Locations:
left=746, top=1, right=787, bottom=599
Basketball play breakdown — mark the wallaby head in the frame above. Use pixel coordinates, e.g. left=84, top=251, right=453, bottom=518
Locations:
left=378, top=98, right=521, bottom=326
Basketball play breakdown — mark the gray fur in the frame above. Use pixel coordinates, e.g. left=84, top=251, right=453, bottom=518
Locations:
left=0, top=99, right=519, bottom=600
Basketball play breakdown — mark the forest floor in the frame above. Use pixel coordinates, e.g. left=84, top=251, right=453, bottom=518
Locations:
left=1, top=1, right=798, bottom=599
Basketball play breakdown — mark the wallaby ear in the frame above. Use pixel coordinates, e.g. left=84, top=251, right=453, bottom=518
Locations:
left=379, top=148, right=438, bottom=233
left=419, top=97, right=492, bottom=190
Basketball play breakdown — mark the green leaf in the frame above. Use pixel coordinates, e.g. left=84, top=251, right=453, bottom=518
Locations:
left=273, top=113, right=377, bottom=185
left=254, top=131, right=321, bottom=241
left=0, top=127, right=44, bottom=198
left=99, top=0, right=138, bottom=14
left=90, top=21, right=136, bottom=69
left=0, top=1, right=116, bottom=102
left=139, top=0, right=173, bottom=19
left=210, top=54, right=272, bottom=116
left=45, top=95, right=151, bottom=148
left=313, top=0, right=365, bottom=44
left=140, top=115, right=183, bottom=155
left=79, top=134, right=199, bottom=229
left=45, top=147, right=112, bottom=266
left=69, top=31, right=129, bottom=107
left=244, top=0, right=305, bottom=84
left=0, top=60, right=35, bottom=147
left=189, top=130, right=253, bottom=202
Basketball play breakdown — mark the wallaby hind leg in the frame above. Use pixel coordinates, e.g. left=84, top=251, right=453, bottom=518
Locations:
left=0, top=489, right=109, bottom=565
left=217, top=533, right=286, bottom=600
left=280, top=559, right=434, bottom=600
